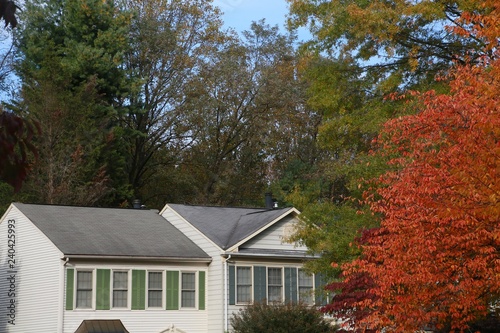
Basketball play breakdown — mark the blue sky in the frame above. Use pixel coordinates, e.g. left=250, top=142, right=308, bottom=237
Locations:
left=217, top=0, right=290, bottom=33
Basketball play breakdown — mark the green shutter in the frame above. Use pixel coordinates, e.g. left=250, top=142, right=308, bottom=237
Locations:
left=284, top=267, right=298, bottom=303
left=228, top=265, right=235, bottom=305
left=66, top=268, right=74, bottom=310
left=96, top=269, right=111, bottom=310
left=314, top=273, right=327, bottom=306
left=166, top=271, right=179, bottom=310
left=132, top=270, right=146, bottom=310
left=253, top=266, right=267, bottom=302
left=198, top=271, right=206, bottom=310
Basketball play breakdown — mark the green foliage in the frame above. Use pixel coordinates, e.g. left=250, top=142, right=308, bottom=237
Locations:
left=287, top=0, right=489, bottom=89
left=173, top=20, right=310, bottom=206
left=14, top=0, right=133, bottom=205
left=230, top=302, right=338, bottom=333
left=120, top=0, right=225, bottom=202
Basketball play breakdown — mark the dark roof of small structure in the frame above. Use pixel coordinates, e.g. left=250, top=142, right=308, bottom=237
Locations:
left=167, top=204, right=297, bottom=250
left=74, top=319, right=129, bottom=333
left=13, top=203, right=209, bottom=260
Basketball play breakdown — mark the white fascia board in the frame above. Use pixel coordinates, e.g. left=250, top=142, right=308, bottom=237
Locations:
left=63, top=254, right=212, bottom=263
left=226, top=207, right=301, bottom=252
left=160, top=204, right=223, bottom=252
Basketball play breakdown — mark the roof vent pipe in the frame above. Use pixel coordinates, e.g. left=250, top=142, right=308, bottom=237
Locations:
left=265, top=192, right=274, bottom=209
left=132, top=199, right=142, bottom=209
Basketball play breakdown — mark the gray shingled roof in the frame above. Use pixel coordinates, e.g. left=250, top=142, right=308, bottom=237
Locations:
left=14, top=203, right=209, bottom=259
left=167, top=204, right=296, bottom=250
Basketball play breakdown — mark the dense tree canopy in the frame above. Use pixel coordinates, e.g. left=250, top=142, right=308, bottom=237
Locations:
left=14, top=0, right=133, bottom=205
left=342, top=56, right=500, bottom=332
left=328, top=2, right=500, bottom=330
left=287, top=0, right=494, bottom=87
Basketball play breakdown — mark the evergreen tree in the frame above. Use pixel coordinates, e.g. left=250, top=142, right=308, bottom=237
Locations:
left=15, top=0, right=133, bottom=205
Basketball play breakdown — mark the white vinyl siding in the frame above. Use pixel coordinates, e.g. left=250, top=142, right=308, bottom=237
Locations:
left=0, top=205, right=64, bottom=332
left=162, top=208, right=221, bottom=332
left=241, top=215, right=308, bottom=251
left=64, top=264, right=208, bottom=333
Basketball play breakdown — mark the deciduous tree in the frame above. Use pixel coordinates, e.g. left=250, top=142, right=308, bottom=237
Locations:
left=119, top=0, right=225, bottom=204
left=341, top=48, right=500, bottom=333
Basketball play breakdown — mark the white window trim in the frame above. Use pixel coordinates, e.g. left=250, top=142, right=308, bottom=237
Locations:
left=74, top=269, right=95, bottom=310
left=266, top=266, right=284, bottom=304
left=179, top=271, right=198, bottom=310
left=235, top=266, right=253, bottom=305
left=111, top=270, right=130, bottom=310
left=147, top=270, right=165, bottom=309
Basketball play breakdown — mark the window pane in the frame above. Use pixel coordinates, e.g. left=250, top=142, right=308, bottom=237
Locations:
left=298, top=269, right=314, bottom=304
left=298, top=270, right=313, bottom=287
left=113, top=272, right=128, bottom=308
left=76, top=271, right=92, bottom=308
left=181, top=273, right=196, bottom=308
left=237, top=267, right=251, bottom=284
left=113, top=290, right=128, bottom=308
left=268, top=268, right=282, bottom=303
left=268, top=286, right=282, bottom=302
left=181, top=290, right=195, bottom=307
left=182, top=273, right=195, bottom=290
left=113, top=272, right=128, bottom=289
left=148, top=290, right=162, bottom=307
left=268, top=268, right=282, bottom=285
left=148, top=272, right=162, bottom=290
left=76, top=291, right=92, bottom=308
left=148, top=272, right=162, bottom=308
left=236, top=267, right=252, bottom=303
left=237, top=285, right=251, bottom=303
left=77, top=271, right=92, bottom=289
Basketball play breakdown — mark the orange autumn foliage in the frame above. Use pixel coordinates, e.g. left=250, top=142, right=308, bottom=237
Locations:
left=342, top=51, right=500, bottom=333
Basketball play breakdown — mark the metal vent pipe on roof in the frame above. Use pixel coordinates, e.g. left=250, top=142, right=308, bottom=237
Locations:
left=132, top=199, right=142, bottom=209
left=265, top=192, right=274, bottom=209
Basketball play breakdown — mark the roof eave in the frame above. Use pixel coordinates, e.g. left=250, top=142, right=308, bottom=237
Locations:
left=62, top=254, right=212, bottom=263
left=221, top=251, right=319, bottom=260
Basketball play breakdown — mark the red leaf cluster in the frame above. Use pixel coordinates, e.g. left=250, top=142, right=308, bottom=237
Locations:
left=0, top=110, right=39, bottom=191
left=340, top=56, right=500, bottom=332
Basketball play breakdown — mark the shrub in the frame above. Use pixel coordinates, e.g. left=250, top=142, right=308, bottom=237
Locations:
left=230, top=302, right=338, bottom=333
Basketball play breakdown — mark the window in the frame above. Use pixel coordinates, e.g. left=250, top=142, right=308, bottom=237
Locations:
left=267, top=267, right=283, bottom=303
left=298, top=269, right=314, bottom=304
left=76, top=271, right=93, bottom=309
left=181, top=272, right=196, bottom=308
left=113, top=271, right=128, bottom=308
left=236, top=266, right=252, bottom=303
left=148, top=272, right=163, bottom=308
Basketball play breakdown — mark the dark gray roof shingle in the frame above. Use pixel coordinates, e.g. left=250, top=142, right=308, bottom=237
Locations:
left=167, top=204, right=296, bottom=249
left=14, top=203, right=209, bottom=259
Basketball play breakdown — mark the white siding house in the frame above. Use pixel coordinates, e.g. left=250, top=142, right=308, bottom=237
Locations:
left=0, top=201, right=324, bottom=333
left=0, top=203, right=211, bottom=333
left=161, top=204, right=325, bottom=333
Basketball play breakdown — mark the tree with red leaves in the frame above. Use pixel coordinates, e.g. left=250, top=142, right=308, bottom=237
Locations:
left=328, top=2, right=500, bottom=331
left=340, top=45, right=500, bottom=333
left=0, top=109, right=39, bottom=191
left=0, top=0, right=18, bottom=28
